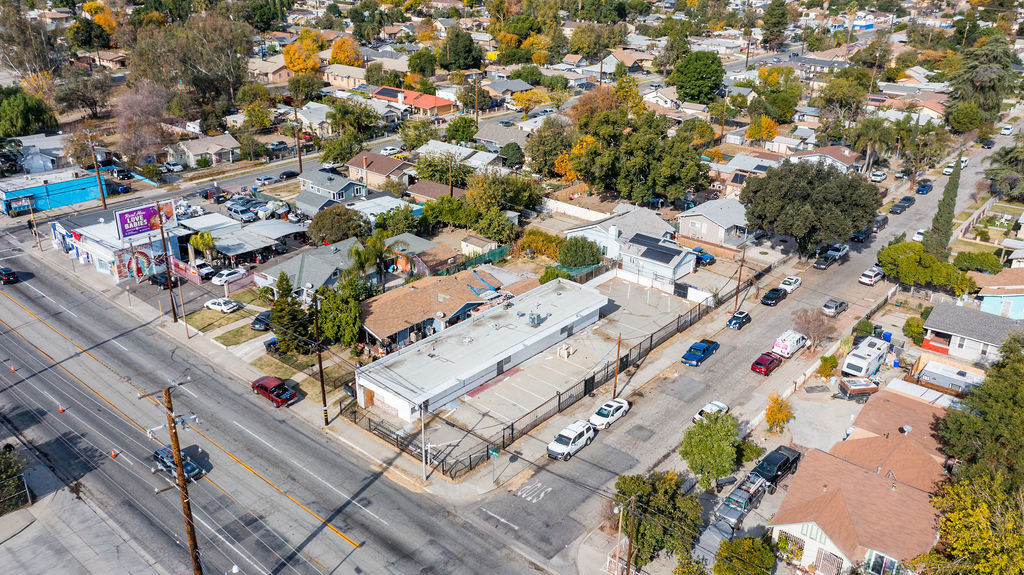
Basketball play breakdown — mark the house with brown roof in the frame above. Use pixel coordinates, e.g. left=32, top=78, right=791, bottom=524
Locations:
left=345, top=151, right=412, bottom=190
left=384, top=233, right=458, bottom=277
left=792, top=145, right=864, bottom=174
left=321, top=63, right=366, bottom=89
left=371, top=87, right=457, bottom=117
left=406, top=179, right=465, bottom=202
left=165, top=134, right=241, bottom=168
left=770, top=390, right=944, bottom=575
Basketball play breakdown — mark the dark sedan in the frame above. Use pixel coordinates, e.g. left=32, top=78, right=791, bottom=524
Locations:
left=813, top=253, right=840, bottom=270
left=251, top=310, right=272, bottom=331
left=761, top=287, right=788, bottom=306
left=0, top=267, right=18, bottom=284
left=148, top=272, right=182, bottom=289
left=279, top=170, right=299, bottom=180
left=889, top=202, right=908, bottom=215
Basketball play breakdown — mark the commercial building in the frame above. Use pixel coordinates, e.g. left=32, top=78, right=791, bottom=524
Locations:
left=0, top=167, right=105, bottom=216
left=355, top=278, right=606, bottom=421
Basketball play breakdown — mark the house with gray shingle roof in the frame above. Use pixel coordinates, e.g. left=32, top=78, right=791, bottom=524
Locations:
left=253, top=237, right=361, bottom=298
left=922, top=302, right=1023, bottom=365
left=677, top=198, right=750, bottom=248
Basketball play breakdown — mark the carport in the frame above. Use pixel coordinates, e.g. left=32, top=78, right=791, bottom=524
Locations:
left=212, top=229, right=278, bottom=265
left=244, top=220, right=308, bottom=242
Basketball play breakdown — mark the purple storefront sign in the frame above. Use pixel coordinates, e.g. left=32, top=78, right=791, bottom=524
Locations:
left=114, top=202, right=176, bottom=240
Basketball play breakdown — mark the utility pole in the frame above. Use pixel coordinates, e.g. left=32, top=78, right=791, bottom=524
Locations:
left=613, top=500, right=625, bottom=574
left=611, top=333, right=622, bottom=399
left=733, top=247, right=746, bottom=313
left=140, top=378, right=202, bottom=575
left=157, top=205, right=178, bottom=322
left=720, top=88, right=729, bottom=142
left=623, top=495, right=637, bottom=575
left=306, top=284, right=329, bottom=426
left=448, top=155, right=454, bottom=197
left=86, top=132, right=107, bottom=210
left=28, top=201, right=42, bottom=252
left=293, top=106, right=303, bottom=174
left=474, top=73, right=480, bottom=124
left=420, top=400, right=428, bottom=481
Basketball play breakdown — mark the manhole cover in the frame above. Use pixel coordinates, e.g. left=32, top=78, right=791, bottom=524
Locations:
left=804, top=385, right=830, bottom=394
left=625, top=425, right=654, bottom=441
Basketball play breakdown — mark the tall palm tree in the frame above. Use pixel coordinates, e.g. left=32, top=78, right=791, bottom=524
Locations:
left=349, top=229, right=408, bottom=288
left=852, top=116, right=894, bottom=173
left=188, top=230, right=217, bottom=263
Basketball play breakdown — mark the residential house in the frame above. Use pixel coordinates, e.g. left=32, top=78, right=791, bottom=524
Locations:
left=560, top=21, right=587, bottom=39
left=334, top=92, right=410, bottom=124
left=294, top=101, right=333, bottom=137
left=406, top=179, right=465, bottom=202
left=386, top=232, right=457, bottom=277
left=792, top=145, right=864, bottom=174
left=921, top=302, right=1021, bottom=364
left=562, top=54, right=588, bottom=67
left=676, top=198, right=750, bottom=250
left=765, top=135, right=804, bottom=155
left=565, top=205, right=674, bottom=259
left=347, top=197, right=423, bottom=231
left=247, top=55, right=294, bottom=85
left=17, top=133, right=70, bottom=174
left=89, top=50, right=127, bottom=70
left=461, top=234, right=498, bottom=257
left=322, top=64, right=366, bottom=90
left=770, top=390, right=943, bottom=575
left=539, top=67, right=588, bottom=88
left=474, top=124, right=529, bottom=154
left=608, top=49, right=652, bottom=72
left=294, top=190, right=339, bottom=217
left=253, top=237, right=361, bottom=297
left=642, top=86, right=683, bottom=110
left=516, top=114, right=571, bottom=134
left=967, top=268, right=1024, bottom=320
left=789, top=56, right=852, bottom=81
left=688, top=37, right=744, bottom=56
left=484, top=79, right=534, bottom=100
left=346, top=151, right=412, bottom=189
left=709, top=152, right=784, bottom=195
left=793, top=105, right=821, bottom=124
left=380, top=25, right=405, bottom=41
left=165, top=134, right=240, bottom=168
left=299, top=168, right=367, bottom=203
left=414, top=140, right=502, bottom=173
left=371, top=87, right=457, bottom=116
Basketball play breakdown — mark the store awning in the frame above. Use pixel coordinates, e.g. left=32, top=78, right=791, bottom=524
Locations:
left=212, top=230, right=277, bottom=257
left=245, top=220, right=307, bottom=240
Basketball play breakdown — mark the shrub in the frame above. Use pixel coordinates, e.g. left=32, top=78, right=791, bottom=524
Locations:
left=539, top=267, right=573, bottom=284
left=903, top=316, right=925, bottom=345
left=195, top=156, right=213, bottom=168
left=138, top=163, right=161, bottom=181
left=817, top=355, right=838, bottom=377
left=558, top=236, right=601, bottom=267
left=920, top=305, right=934, bottom=320
left=516, top=229, right=564, bottom=260
left=765, top=393, right=794, bottom=433
left=736, top=440, right=765, bottom=464
left=953, top=251, right=1003, bottom=274
left=854, top=320, right=874, bottom=336
left=976, top=227, right=991, bottom=242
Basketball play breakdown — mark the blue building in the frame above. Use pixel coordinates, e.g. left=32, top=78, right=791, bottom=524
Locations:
left=968, top=268, right=1024, bottom=320
left=0, top=167, right=105, bottom=216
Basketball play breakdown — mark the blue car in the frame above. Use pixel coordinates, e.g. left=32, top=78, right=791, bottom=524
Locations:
left=692, top=247, right=716, bottom=266
left=726, top=310, right=751, bottom=330
left=681, top=339, right=720, bottom=366
left=915, top=182, right=933, bottom=194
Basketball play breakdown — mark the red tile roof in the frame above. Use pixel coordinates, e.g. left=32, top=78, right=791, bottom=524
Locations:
left=372, top=87, right=455, bottom=111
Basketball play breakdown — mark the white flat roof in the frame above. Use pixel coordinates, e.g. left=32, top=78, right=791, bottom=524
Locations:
left=356, top=278, right=608, bottom=407
left=179, top=213, right=239, bottom=233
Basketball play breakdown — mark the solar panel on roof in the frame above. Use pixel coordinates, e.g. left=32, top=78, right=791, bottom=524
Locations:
left=629, top=233, right=663, bottom=248
left=376, top=87, right=403, bottom=99
left=753, top=164, right=770, bottom=172
left=641, top=246, right=680, bottom=264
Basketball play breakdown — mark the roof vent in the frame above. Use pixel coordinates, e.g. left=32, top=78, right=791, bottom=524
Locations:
left=436, top=311, right=445, bottom=318
left=899, top=425, right=912, bottom=435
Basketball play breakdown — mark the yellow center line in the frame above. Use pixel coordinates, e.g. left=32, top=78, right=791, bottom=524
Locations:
left=0, top=288, right=359, bottom=548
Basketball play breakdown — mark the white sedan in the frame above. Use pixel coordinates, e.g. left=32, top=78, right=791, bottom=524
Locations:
left=204, top=298, right=243, bottom=313
left=255, top=175, right=277, bottom=186
left=210, top=268, right=245, bottom=285
left=162, top=161, right=184, bottom=173
left=1001, top=125, right=1013, bottom=136
left=692, top=401, right=730, bottom=423
left=779, top=276, right=802, bottom=293
left=912, top=229, right=926, bottom=242
left=380, top=146, right=401, bottom=156
left=588, top=398, right=630, bottom=429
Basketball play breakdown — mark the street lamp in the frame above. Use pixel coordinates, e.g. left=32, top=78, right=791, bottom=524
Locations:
left=305, top=283, right=329, bottom=426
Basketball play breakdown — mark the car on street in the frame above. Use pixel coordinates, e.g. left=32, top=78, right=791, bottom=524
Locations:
left=752, top=446, right=801, bottom=492
left=535, top=108, right=556, bottom=116
left=779, top=276, right=802, bottom=293
left=961, top=157, right=969, bottom=168
left=894, top=169, right=906, bottom=179
left=851, top=228, right=871, bottom=242
left=0, top=267, right=18, bottom=284
left=204, top=298, right=243, bottom=313
left=162, top=161, right=184, bottom=173
left=681, top=339, right=720, bottom=366
left=381, top=146, right=401, bottom=156
left=251, top=310, right=272, bottom=331
left=255, top=175, right=277, bottom=186
left=942, top=163, right=954, bottom=175
left=692, top=401, right=729, bottom=423
left=912, top=229, right=926, bottom=242
left=915, top=181, right=933, bottom=194
left=692, top=247, right=716, bottom=266
left=982, top=139, right=995, bottom=149
left=211, top=268, right=245, bottom=285
left=751, top=352, right=783, bottom=376
left=726, top=310, right=751, bottom=330
left=761, top=287, right=788, bottom=306
left=813, top=253, right=840, bottom=270
left=546, top=420, right=595, bottom=460
left=497, top=120, right=514, bottom=127
left=869, top=170, right=887, bottom=182
left=889, top=202, right=908, bottom=215
left=279, top=170, right=299, bottom=180
left=152, top=444, right=203, bottom=481
left=821, top=297, right=849, bottom=317
left=588, top=398, right=630, bottom=429
left=899, top=195, right=916, bottom=206
left=266, top=141, right=288, bottom=151
left=859, top=267, right=885, bottom=286
left=1001, top=125, right=1014, bottom=136
left=148, top=272, right=182, bottom=289
left=251, top=376, right=298, bottom=408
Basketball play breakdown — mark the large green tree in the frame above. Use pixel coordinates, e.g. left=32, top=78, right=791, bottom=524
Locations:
left=739, top=161, right=880, bottom=255
left=308, top=205, right=370, bottom=245
left=447, top=116, right=478, bottom=143
left=667, top=51, right=724, bottom=105
left=761, top=0, right=788, bottom=48
left=0, top=87, right=56, bottom=137
left=437, top=26, right=483, bottom=71
left=288, top=73, right=324, bottom=105
left=55, top=68, right=110, bottom=118
left=922, top=155, right=960, bottom=258
left=714, top=537, right=775, bottom=575
left=526, top=116, right=574, bottom=177
left=877, top=241, right=975, bottom=295
left=408, top=48, right=436, bottom=77
left=416, top=153, right=473, bottom=188
left=270, top=271, right=308, bottom=354
left=558, top=236, right=601, bottom=267
left=678, top=412, right=739, bottom=490
left=947, top=36, right=1019, bottom=124
left=399, top=118, right=440, bottom=150
left=614, top=472, right=703, bottom=568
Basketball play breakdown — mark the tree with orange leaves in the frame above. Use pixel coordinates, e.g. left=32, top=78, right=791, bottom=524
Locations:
left=415, top=18, right=437, bottom=43
left=329, top=36, right=363, bottom=66
left=284, top=38, right=322, bottom=74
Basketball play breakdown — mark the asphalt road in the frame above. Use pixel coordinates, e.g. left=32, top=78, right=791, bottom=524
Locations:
left=0, top=229, right=548, bottom=574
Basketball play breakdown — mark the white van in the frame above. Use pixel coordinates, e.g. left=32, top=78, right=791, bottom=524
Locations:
left=841, top=336, right=890, bottom=377
left=771, top=330, right=808, bottom=359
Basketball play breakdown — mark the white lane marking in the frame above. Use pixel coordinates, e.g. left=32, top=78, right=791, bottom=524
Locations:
left=27, top=284, right=55, bottom=302
left=60, top=305, right=79, bottom=318
left=232, top=420, right=280, bottom=452
left=480, top=507, right=519, bottom=530
left=287, top=457, right=389, bottom=525
left=0, top=254, right=27, bottom=261
left=181, top=386, right=197, bottom=398
left=112, top=340, right=128, bottom=351
left=493, top=391, right=529, bottom=412
left=333, top=432, right=387, bottom=467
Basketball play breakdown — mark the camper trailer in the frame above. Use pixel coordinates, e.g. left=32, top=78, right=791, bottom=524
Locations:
left=841, top=337, right=890, bottom=377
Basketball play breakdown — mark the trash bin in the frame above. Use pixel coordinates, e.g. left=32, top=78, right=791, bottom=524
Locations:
left=893, top=359, right=900, bottom=368
left=873, top=325, right=884, bottom=338
left=882, top=331, right=892, bottom=342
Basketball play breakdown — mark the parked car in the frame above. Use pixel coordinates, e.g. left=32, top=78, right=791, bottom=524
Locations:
left=889, top=202, right=908, bottom=215
left=942, top=163, right=955, bottom=175
left=255, top=175, right=277, bottom=186
left=148, top=272, right=182, bottom=289
left=772, top=330, right=808, bottom=359
left=912, top=229, right=926, bottom=242
left=750, top=352, right=783, bottom=376
left=960, top=157, right=969, bottom=168
left=691, top=247, right=716, bottom=266
left=194, top=260, right=217, bottom=280
left=692, top=401, right=729, bottom=423
left=752, top=446, right=801, bottom=492
left=760, top=288, right=788, bottom=306
left=0, top=267, right=18, bottom=284
left=859, top=267, right=884, bottom=286
left=894, top=169, right=906, bottom=179
left=251, top=310, right=272, bottom=331
left=726, top=310, right=751, bottom=330
left=381, top=146, right=401, bottom=156
left=152, top=444, right=203, bottom=481
left=113, top=167, right=133, bottom=180
left=851, top=228, right=871, bottom=243
left=497, top=120, right=514, bottom=127
left=251, top=376, right=298, bottom=408
left=681, top=339, right=720, bottom=367
left=982, top=139, right=995, bottom=149
left=1001, top=125, right=1014, bottom=136
left=869, top=170, right=887, bottom=183
left=821, top=297, right=849, bottom=317
left=546, top=420, right=595, bottom=461
left=915, top=181, right=933, bottom=194
left=588, top=398, right=630, bottom=429
left=778, top=276, right=801, bottom=293
left=211, top=268, right=245, bottom=285
left=813, top=253, right=840, bottom=270
left=204, top=298, right=243, bottom=313
left=872, top=215, right=888, bottom=232
left=162, top=161, right=184, bottom=173
left=227, top=204, right=257, bottom=222
left=266, top=141, right=289, bottom=151
left=279, top=170, right=299, bottom=180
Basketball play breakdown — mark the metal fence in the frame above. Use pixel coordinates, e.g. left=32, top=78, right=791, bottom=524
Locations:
left=714, top=254, right=795, bottom=307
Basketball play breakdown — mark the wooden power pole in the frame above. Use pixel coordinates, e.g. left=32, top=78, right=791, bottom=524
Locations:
left=86, top=132, right=107, bottom=210
left=157, top=205, right=178, bottom=323
left=611, top=334, right=622, bottom=399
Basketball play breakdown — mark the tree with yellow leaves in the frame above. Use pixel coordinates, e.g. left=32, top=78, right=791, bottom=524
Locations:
left=329, top=36, right=363, bottom=66
left=284, top=38, right=322, bottom=74
left=93, top=9, right=118, bottom=35
left=82, top=1, right=105, bottom=16
left=21, top=71, right=57, bottom=108
left=745, top=115, right=778, bottom=142
left=554, top=135, right=595, bottom=182
left=415, top=18, right=437, bottom=43
left=512, top=88, right=547, bottom=117
left=765, top=393, right=794, bottom=433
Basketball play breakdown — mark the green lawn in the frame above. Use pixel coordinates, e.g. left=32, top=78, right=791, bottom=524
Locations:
left=185, top=307, right=254, bottom=332
left=230, top=288, right=268, bottom=306
left=251, top=354, right=298, bottom=381
left=951, top=239, right=999, bottom=255
left=214, top=323, right=265, bottom=346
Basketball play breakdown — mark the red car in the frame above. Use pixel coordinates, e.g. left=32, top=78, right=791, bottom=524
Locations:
left=751, top=352, right=783, bottom=376
left=251, top=376, right=298, bottom=407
